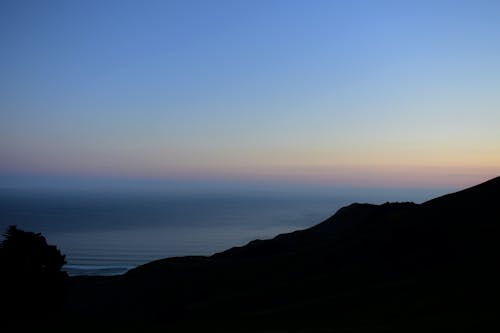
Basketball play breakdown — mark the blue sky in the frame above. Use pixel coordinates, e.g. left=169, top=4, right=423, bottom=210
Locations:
left=1, top=0, right=499, bottom=189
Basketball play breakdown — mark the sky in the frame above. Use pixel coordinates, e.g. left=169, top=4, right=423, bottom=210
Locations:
left=1, top=0, right=499, bottom=190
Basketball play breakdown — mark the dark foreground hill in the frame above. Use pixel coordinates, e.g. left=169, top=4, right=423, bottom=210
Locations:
left=59, top=177, right=500, bottom=331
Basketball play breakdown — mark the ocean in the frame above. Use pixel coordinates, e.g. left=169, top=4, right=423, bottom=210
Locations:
left=0, top=186, right=445, bottom=276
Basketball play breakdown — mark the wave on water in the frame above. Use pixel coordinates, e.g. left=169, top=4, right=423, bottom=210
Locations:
left=64, top=264, right=134, bottom=276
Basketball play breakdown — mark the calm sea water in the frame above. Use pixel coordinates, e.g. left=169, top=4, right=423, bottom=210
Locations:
left=0, top=187, right=445, bottom=276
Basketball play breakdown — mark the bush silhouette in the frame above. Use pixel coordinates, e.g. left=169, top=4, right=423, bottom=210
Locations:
left=0, top=225, right=67, bottom=321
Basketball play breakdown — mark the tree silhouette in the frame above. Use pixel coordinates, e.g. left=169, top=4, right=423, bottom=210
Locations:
left=0, top=225, right=67, bottom=322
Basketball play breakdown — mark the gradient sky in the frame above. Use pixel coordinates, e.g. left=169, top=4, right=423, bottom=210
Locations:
left=1, top=0, right=499, bottom=189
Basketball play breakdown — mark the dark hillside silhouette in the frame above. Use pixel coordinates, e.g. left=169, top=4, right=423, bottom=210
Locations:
left=14, top=177, right=500, bottom=331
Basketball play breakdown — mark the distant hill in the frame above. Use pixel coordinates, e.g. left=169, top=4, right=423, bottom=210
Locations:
left=63, top=177, right=500, bottom=332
